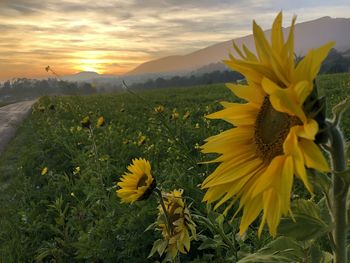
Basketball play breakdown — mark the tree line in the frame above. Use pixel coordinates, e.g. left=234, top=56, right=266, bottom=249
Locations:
left=131, top=48, right=350, bottom=90
left=0, top=78, right=96, bottom=103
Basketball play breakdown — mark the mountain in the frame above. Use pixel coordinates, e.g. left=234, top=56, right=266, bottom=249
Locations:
left=127, top=16, right=350, bottom=75
left=62, top=71, right=101, bottom=82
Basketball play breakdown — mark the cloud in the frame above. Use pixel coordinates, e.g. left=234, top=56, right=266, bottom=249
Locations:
left=0, top=0, right=349, bottom=80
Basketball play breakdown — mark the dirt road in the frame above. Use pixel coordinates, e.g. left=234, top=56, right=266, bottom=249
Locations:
left=0, top=100, right=36, bottom=154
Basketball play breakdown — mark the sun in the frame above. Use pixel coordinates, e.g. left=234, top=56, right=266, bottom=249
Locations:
left=80, top=64, right=101, bottom=73
left=75, top=59, right=105, bottom=74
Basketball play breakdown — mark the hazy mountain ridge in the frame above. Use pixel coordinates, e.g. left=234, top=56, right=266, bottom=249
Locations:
left=127, top=16, right=350, bottom=76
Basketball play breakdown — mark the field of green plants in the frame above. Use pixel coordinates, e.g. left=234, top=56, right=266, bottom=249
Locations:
left=0, top=73, right=349, bottom=262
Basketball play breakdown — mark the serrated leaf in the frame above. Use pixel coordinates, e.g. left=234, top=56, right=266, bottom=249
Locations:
left=292, top=199, right=320, bottom=218
left=148, top=239, right=162, bottom=258
left=198, top=236, right=227, bottom=250
left=237, top=254, right=293, bottom=263
left=310, top=244, right=333, bottom=263
left=278, top=199, right=331, bottom=241
left=317, top=197, right=332, bottom=225
left=309, top=170, right=332, bottom=193
left=157, top=240, right=168, bottom=256
left=215, top=214, right=225, bottom=230
left=238, top=236, right=304, bottom=263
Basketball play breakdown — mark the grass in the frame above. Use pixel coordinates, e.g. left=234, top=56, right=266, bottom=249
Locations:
left=0, top=73, right=349, bottom=262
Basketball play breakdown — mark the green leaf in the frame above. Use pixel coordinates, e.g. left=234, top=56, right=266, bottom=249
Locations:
left=310, top=244, right=333, bottom=263
left=237, top=236, right=304, bottom=263
left=237, top=254, right=292, bottom=263
left=335, top=169, right=350, bottom=184
left=309, top=169, right=332, bottom=193
left=278, top=199, right=332, bottom=241
left=144, top=222, right=157, bottom=232
left=157, top=240, right=168, bottom=256
left=148, top=239, right=162, bottom=258
left=197, top=234, right=227, bottom=250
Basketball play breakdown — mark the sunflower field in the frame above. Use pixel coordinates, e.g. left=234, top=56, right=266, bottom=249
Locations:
left=0, top=71, right=348, bottom=262
left=2, top=11, right=350, bottom=262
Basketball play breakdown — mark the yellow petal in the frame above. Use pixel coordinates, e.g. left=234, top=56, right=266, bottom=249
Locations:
left=239, top=196, right=263, bottom=235
left=262, top=77, right=306, bottom=122
left=264, top=189, right=281, bottom=237
left=226, top=83, right=264, bottom=105
left=283, top=128, right=313, bottom=193
left=293, top=80, right=313, bottom=105
left=294, top=41, right=335, bottom=82
left=271, top=12, right=284, bottom=53
left=278, top=155, right=294, bottom=214
left=282, top=15, right=296, bottom=79
left=294, top=119, right=318, bottom=140
left=299, top=139, right=330, bottom=172
left=243, top=44, right=258, bottom=61
left=251, top=155, right=285, bottom=197
left=206, top=102, right=258, bottom=126
left=203, top=158, right=262, bottom=187
left=253, top=20, right=271, bottom=64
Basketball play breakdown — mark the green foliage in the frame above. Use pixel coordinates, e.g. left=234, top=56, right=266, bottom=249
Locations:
left=0, top=73, right=349, bottom=262
left=278, top=199, right=332, bottom=241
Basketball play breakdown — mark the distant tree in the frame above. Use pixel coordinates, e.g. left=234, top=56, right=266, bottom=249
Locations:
left=320, top=48, right=350, bottom=74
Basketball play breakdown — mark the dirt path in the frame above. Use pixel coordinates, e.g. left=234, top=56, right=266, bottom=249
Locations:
left=0, top=100, right=36, bottom=155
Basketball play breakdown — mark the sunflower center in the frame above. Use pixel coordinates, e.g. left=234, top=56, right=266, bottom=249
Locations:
left=137, top=174, right=148, bottom=188
left=254, top=96, right=300, bottom=163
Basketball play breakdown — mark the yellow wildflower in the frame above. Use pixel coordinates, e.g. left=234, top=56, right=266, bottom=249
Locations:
left=116, top=158, right=155, bottom=203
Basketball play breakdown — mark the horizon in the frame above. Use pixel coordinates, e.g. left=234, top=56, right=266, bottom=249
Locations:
left=1, top=0, right=350, bottom=81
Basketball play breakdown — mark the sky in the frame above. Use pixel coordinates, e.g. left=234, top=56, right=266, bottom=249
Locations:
left=0, top=0, right=349, bottom=80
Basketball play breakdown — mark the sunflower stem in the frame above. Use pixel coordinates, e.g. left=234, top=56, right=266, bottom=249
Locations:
left=154, top=188, right=172, bottom=236
left=329, top=125, right=348, bottom=263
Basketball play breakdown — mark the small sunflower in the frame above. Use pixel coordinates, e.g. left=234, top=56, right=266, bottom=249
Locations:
left=171, top=108, right=179, bottom=120
left=96, top=116, right=105, bottom=127
left=154, top=105, right=165, bottom=113
left=116, top=158, right=155, bottom=203
left=153, top=189, right=196, bottom=260
left=183, top=110, right=190, bottom=120
left=201, top=12, right=334, bottom=237
left=138, top=134, right=146, bottom=146
left=41, top=167, right=48, bottom=175
left=81, top=116, right=91, bottom=128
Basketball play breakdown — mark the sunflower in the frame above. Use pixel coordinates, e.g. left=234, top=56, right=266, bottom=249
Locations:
left=154, top=105, right=165, bottom=113
left=116, top=158, right=155, bottom=203
left=201, top=12, right=334, bottom=237
left=154, top=189, right=196, bottom=260
left=81, top=116, right=91, bottom=128
left=41, top=167, right=48, bottom=176
left=96, top=116, right=105, bottom=127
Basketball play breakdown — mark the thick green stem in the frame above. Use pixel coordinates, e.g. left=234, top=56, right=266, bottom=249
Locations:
left=330, top=126, right=349, bottom=263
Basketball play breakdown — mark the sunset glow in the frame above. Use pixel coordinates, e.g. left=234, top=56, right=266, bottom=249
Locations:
left=0, top=0, right=349, bottom=80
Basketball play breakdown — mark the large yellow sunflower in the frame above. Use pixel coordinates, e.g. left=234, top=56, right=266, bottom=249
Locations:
left=201, top=12, right=334, bottom=237
left=116, top=158, right=155, bottom=203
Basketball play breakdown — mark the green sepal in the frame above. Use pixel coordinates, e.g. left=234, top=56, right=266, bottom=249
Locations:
left=303, top=81, right=329, bottom=144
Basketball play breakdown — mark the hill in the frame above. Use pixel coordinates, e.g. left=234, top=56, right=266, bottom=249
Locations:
left=127, top=16, right=350, bottom=75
